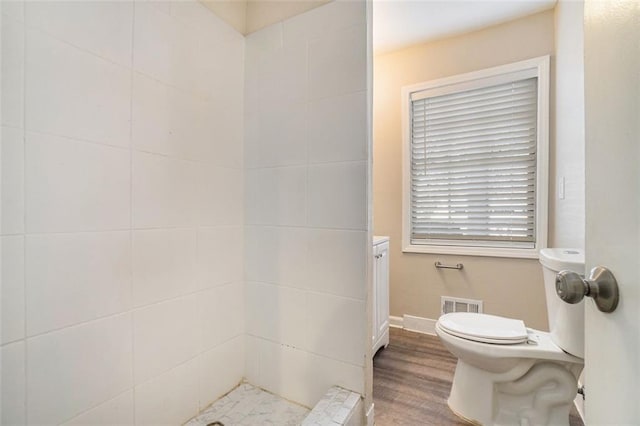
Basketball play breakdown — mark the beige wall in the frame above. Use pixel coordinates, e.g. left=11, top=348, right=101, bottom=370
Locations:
left=373, top=10, right=556, bottom=330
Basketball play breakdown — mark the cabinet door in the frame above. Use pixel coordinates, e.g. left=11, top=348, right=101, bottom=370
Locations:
left=372, top=243, right=379, bottom=344
left=376, top=242, right=389, bottom=337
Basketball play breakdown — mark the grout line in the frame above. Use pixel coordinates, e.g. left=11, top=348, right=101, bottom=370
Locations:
left=245, top=280, right=366, bottom=303
left=129, top=0, right=136, bottom=423
left=21, top=1, right=29, bottom=422
left=245, top=158, right=368, bottom=171
left=246, top=334, right=365, bottom=371
left=22, top=282, right=244, bottom=342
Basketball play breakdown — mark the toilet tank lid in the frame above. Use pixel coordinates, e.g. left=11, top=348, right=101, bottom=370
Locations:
left=539, top=248, right=584, bottom=273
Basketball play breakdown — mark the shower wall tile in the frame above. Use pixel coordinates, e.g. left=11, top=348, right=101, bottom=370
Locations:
left=250, top=337, right=364, bottom=409
left=244, top=0, right=368, bottom=409
left=1, top=126, right=25, bottom=235
left=133, top=295, right=200, bottom=385
left=307, top=229, right=367, bottom=300
left=308, top=91, right=368, bottom=164
left=199, top=283, right=244, bottom=351
left=307, top=161, right=368, bottom=230
left=1, top=0, right=24, bottom=22
left=1, top=341, right=26, bottom=426
left=196, top=227, right=243, bottom=289
left=25, top=132, right=131, bottom=233
left=245, top=102, right=307, bottom=168
left=25, top=29, right=131, bottom=147
left=1, top=15, right=24, bottom=128
left=245, top=166, right=307, bottom=226
left=26, top=314, right=133, bottom=425
left=132, top=72, right=215, bottom=162
left=62, top=391, right=134, bottom=426
left=197, top=165, right=243, bottom=227
left=25, top=1, right=134, bottom=67
left=306, top=293, right=366, bottom=367
left=198, top=336, right=244, bottom=409
left=132, top=228, right=197, bottom=307
left=134, top=357, right=199, bottom=426
left=308, top=24, right=367, bottom=101
left=132, top=151, right=199, bottom=229
left=1, top=236, right=25, bottom=344
left=244, top=226, right=308, bottom=288
left=5, top=1, right=246, bottom=424
left=245, top=281, right=307, bottom=349
left=26, top=231, right=132, bottom=336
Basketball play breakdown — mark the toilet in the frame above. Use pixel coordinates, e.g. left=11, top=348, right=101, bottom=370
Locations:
left=435, top=249, right=585, bottom=426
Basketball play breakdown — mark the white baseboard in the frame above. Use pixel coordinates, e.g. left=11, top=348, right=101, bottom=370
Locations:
left=389, top=315, right=403, bottom=328
left=365, top=403, right=374, bottom=426
left=388, top=314, right=437, bottom=336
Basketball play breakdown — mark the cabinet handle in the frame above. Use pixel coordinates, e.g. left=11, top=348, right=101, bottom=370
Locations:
left=435, top=261, right=463, bottom=270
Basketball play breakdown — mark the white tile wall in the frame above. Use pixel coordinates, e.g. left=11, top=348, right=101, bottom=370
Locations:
left=26, top=314, right=133, bottom=425
left=2, top=0, right=369, bottom=423
left=25, top=1, right=134, bottom=67
left=244, top=0, right=368, bottom=408
left=1, top=342, right=26, bottom=425
left=25, top=29, right=131, bottom=147
left=196, top=227, right=243, bottom=289
left=1, top=126, right=25, bottom=234
left=308, top=162, right=368, bottom=230
left=199, top=283, right=244, bottom=351
left=245, top=226, right=308, bottom=288
left=198, top=336, right=245, bottom=409
left=26, top=231, right=132, bottom=336
left=1, top=15, right=24, bottom=128
left=307, top=229, right=367, bottom=300
left=246, top=281, right=307, bottom=349
left=2, top=1, right=247, bottom=424
left=132, top=228, right=196, bottom=307
left=1, top=236, right=25, bottom=344
left=245, top=166, right=307, bottom=226
left=134, top=357, right=200, bottom=426
left=306, top=293, right=366, bottom=367
left=133, top=295, right=200, bottom=385
left=308, top=92, right=368, bottom=164
left=132, top=151, right=199, bottom=229
left=307, top=25, right=367, bottom=101
left=62, top=391, right=134, bottom=426
left=25, top=132, right=130, bottom=233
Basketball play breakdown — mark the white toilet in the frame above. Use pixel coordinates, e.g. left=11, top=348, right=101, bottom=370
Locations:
left=435, top=249, right=585, bottom=426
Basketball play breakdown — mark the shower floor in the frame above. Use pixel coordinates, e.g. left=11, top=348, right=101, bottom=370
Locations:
left=186, top=383, right=310, bottom=426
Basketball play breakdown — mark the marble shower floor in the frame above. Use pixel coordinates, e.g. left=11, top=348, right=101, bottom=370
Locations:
left=185, top=383, right=310, bottom=426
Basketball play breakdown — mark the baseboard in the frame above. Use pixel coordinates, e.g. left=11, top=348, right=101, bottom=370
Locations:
left=389, top=315, right=403, bottom=328
left=365, top=403, right=374, bottom=426
left=388, top=314, right=437, bottom=336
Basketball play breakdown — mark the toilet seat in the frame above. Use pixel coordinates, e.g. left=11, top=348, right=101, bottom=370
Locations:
left=438, top=313, right=529, bottom=345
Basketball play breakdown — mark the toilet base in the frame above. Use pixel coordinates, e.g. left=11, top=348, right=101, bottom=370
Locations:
left=448, top=359, right=580, bottom=426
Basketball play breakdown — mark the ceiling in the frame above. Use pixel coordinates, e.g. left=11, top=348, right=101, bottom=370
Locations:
left=373, top=0, right=557, bottom=54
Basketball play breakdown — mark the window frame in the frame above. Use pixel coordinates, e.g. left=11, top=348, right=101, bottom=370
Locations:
left=401, top=56, right=550, bottom=259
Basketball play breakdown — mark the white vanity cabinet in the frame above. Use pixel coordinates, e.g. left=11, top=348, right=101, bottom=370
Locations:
left=372, top=236, right=390, bottom=355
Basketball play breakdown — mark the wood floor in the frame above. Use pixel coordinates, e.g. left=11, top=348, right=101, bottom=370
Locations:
left=373, top=327, right=584, bottom=426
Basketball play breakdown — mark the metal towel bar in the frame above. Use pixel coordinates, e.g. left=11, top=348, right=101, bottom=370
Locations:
left=434, top=261, right=463, bottom=270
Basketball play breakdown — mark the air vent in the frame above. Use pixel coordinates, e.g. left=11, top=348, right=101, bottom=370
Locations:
left=441, top=296, right=483, bottom=316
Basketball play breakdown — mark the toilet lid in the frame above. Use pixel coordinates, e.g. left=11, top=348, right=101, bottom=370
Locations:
left=438, top=313, right=529, bottom=344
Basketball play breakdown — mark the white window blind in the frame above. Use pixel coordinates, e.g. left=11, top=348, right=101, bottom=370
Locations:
left=410, top=77, right=538, bottom=248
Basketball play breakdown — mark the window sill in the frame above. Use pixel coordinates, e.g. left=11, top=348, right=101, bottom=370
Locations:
left=402, top=244, right=541, bottom=259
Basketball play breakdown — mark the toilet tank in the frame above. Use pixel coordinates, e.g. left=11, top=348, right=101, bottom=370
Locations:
left=539, top=248, right=585, bottom=358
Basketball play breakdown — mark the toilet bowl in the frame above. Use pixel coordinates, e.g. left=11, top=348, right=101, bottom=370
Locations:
left=435, top=249, right=585, bottom=426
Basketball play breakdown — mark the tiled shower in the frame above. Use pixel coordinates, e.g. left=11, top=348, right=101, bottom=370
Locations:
left=0, top=0, right=369, bottom=424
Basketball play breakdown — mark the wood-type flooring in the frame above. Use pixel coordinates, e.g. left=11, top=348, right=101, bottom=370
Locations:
left=373, top=327, right=584, bottom=426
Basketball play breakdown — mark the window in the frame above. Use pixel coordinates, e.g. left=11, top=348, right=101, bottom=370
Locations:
left=401, top=56, right=549, bottom=258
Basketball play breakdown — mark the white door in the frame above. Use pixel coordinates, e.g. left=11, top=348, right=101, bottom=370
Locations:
left=583, top=0, right=639, bottom=423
